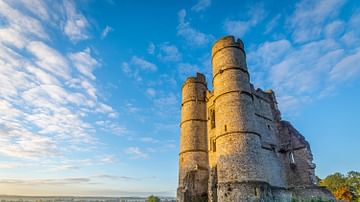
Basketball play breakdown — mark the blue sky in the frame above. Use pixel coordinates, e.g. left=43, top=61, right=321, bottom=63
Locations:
left=0, top=0, right=359, bottom=197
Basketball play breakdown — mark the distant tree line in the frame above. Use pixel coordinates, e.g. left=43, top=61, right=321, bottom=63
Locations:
left=319, top=171, right=360, bottom=201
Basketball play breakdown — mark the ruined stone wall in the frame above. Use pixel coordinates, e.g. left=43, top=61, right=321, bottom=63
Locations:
left=252, top=89, right=278, bottom=145
left=178, top=73, right=209, bottom=202
left=252, top=87, right=321, bottom=194
left=277, top=121, right=317, bottom=188
left=252, top=88, right=287, bottom=188
left=291, top=186, right=335, bottom=200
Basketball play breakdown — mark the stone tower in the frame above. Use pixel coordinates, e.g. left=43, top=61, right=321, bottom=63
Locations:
left=177, top=73, right=209, bottom=202
left=211, top=36, right=270, bottom=201
left=177, top=36, right=334, bottom=202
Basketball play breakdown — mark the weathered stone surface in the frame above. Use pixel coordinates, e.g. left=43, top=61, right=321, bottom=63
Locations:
left=178, top=73, right=209, bottom=202
left=177, top=36, right=335, bottom=202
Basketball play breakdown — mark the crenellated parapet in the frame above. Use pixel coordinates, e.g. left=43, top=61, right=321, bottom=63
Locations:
left=211, top=36, right=248, bottom=87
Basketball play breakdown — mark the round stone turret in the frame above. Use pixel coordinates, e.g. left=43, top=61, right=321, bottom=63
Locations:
left=177, top=73, right=209, bottom=202
left=211, top=36, right=271, bottom=201
left=211, top=36, right=248, bottom=87
left=211, top=35, right=244, bottom=58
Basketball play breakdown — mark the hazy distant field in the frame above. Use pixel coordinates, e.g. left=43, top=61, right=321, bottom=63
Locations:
left=0, top=195, right=176, bottom=202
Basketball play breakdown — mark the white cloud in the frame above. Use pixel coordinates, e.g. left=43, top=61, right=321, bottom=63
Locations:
left=0, top=27, right=28, bottom=49
left=341, top=31, right=359, bottom=47
left=97, top=103, right=114, bottom=113
left=0, top=0, right=48, bottom=40
left=248, top=38, right=348, bottom=112
left=324, top=20, right=345, bottom=38
left=26, top=65, right=61, bottom=85
left=330, top=48, right=360, bottom=81
left=177, top=9, right=213, bottom=46
left=69, top=48, right=98, bottom=80
left=96, top=120, right=127, bottom=135
left=36, top=158, right=94, bottom=173
left=223, top=5, right=266, bottom=37
left=0, top=178, right=91, bottom=185
left=17, top=0, right=50, bottom=21
left=265, top=14, right=281, bottom=34
left=0, top=60, right=34, bottom=99
left=80, top=79, right=98, bottom=100
left=223, top=20, right=250, bottom=38
left=140, top=137, right=159, bottom=144
left=191, top=0, right=211, bottom=12
left=26, top=41, right=70, bottom=80
left=0, top=1, right=120, bottom=162
left=121, top=56, right=157, bottom=81
left=272, top=40, right=342, bottom=90
left=146, top=88, right=156, bottom=97
left=341, top=12, right=360, bottom=47
left=147, top=42, right=155, bottom=55
left=0, top=100, right=21, bottom=119
left=101, top=25, right=113, bottom=39
left=63, top=0, right=89, bottom=42
left=96, top=103, right=118, bottom=118
left=288, top=0, right=346, bottom=43
left=245, top=0, right=360, bottom=114
left=124, top=102, right=140, bottom=113
left=0, top=161, right=27, bottom=169
left=248, top=40, right=292, bottom=69
left=121, top=62, right=142, bottom=82
left=277, top=95, right=308, bottom=112
left=0, top=129, right=58, bottom=159
left=178, top=63, right=201, bottom=78
left=157, top=43, right=182, bottom=62
left=153, top=92, right=179, bottom=117
left=98, top=155, right=118, bottom=164
left=121, top=62, right=131, bottom=75
left=158, top=74, right=177, bottom=86
left=125, top=147, right=148, bottom=159
left=95, top=175, right=133, bottom=181
left=50, top=164, right=79, bottom=171
left=131, top=56, right=157, bottom=71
